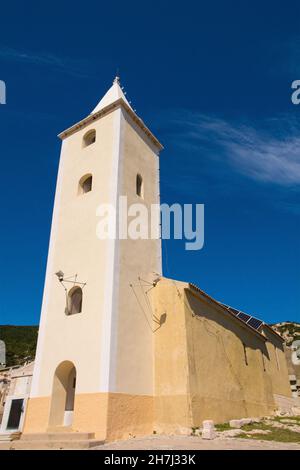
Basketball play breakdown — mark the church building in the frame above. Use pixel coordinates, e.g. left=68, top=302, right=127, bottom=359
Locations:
left=23, top=78, right=292, bottom=442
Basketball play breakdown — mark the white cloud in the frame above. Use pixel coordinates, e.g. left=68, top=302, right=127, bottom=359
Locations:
left=0, top=46, right=90, bottom=78
left=0, top=47, right=63, bottom=66
left=172, top=113, right=300, bottom=186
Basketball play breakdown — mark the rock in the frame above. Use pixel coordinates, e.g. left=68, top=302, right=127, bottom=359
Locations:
left=229, top=419, right=242, bottom=428
left=202, top=429, right=216, bottom=439
left=251, top=417, right=261, bottom=423
left=292, top=407, right=300, bottom=416
left=202, top=420, right=216, bottom=440
left=240, top=418, right=253, bottom=426
left=229, top=417, right=261, bottom=428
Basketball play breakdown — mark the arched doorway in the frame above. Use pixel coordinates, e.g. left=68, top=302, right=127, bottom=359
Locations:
left=48, top=361, right=76, bottom=428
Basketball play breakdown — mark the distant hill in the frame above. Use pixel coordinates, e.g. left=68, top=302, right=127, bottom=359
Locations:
left=1, top=321, right=299, bottom=368
left=0, top=325, right=38, bottom=367
left=270, top=321, right=300, bottom=346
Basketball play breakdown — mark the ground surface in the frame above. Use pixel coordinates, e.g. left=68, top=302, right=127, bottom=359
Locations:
left=93, top=434, right=300, bottom=450
left=1, top=417, right=300, bottom=450
left=0, top=434, right=299, bottom=450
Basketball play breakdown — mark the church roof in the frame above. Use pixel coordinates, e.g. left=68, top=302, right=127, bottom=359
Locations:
left=188, top=282, right=284, bottom=342
left=220, top=303, right=264, bottom=332
left=58, top=77, right=163, bottom=150
left=188, top=283, right=266, bottom=341
left=11, top=361, right=35, bottom=378
left=91, top=76, right=133, bottom=114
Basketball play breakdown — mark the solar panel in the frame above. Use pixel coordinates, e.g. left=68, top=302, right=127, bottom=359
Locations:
left=228, top=307, right=240, bottom=316
left=237, top=312, right=251, bottom=322
left=220, top=304, right=239, bottom=315
left=220, top=302, right=264, bottom=332
left=247, top=317, right=263, bottom=330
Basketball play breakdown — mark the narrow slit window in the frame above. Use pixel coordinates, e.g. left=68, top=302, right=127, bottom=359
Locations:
left=136, top=174, right=143, bottom=198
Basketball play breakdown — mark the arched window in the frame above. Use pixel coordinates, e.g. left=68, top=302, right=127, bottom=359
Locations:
left=79, top=174, right=92, bottom=194
left=83, top=129, right=96, bottom=148
left=136, top=174, right=143, bottom=198
left=67, top=287, right=82, bottom=315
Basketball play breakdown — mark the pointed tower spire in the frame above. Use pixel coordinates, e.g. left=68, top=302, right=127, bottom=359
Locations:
left=91, top=76, right=133, bottom=114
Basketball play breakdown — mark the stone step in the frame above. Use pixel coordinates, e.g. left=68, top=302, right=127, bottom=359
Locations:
left=0, top=434, right=13, bottom=442
left=0, top=432, right=21, bottom=442
left=8, top=439, right=104, bottom=450
left=21, top=432, right=95, bottom=441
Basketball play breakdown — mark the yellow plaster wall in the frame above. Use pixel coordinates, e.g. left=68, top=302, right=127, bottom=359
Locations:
left=151, top=278, right=193, bottom=433
left=151, top=278, right=291, bottom=431
left=184, top=289, right=275, bottom=424
left=72, top=393, right=108, bottom=440
left=25, top=277, right=292, bottom=439
left=23, top=392, right=152, bottom=441
left=106, top=393, right=153, bottom=441
left=23, top=397, right=51, bottom=434
left=260, top=325, right=292, bottom=398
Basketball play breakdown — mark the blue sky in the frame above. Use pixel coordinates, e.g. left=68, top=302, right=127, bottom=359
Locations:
left=0, top=0, right=299, bottom=325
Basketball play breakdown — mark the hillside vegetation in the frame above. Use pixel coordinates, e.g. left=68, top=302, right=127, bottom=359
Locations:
left=0, top=325, right=38, bottom=367
left=1, top=322, right=299, bottom=368
left=270, top=322, right=300, bottom=346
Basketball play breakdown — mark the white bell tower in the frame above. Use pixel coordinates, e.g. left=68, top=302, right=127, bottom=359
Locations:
left=24, top=77, right=163, bottom=440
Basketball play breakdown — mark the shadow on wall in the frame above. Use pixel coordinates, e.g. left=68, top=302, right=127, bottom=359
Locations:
left=184, top=289, right=270, bottom=360
left=48, top=360, right=76, bottom=429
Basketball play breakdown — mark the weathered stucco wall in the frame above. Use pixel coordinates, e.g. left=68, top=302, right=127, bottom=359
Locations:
left=23, top=392, right=152, bottom=441
left=260, top=325, right=292, bottom=398
left=184, top=289, right=275, bottom=424
left=24, top=275, right=292, bottom=439
left=106, top=393, right=153, bottom=441
left=151, top=278, right=292, bottom=431
left=152, top=279, right=192, bottom=434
